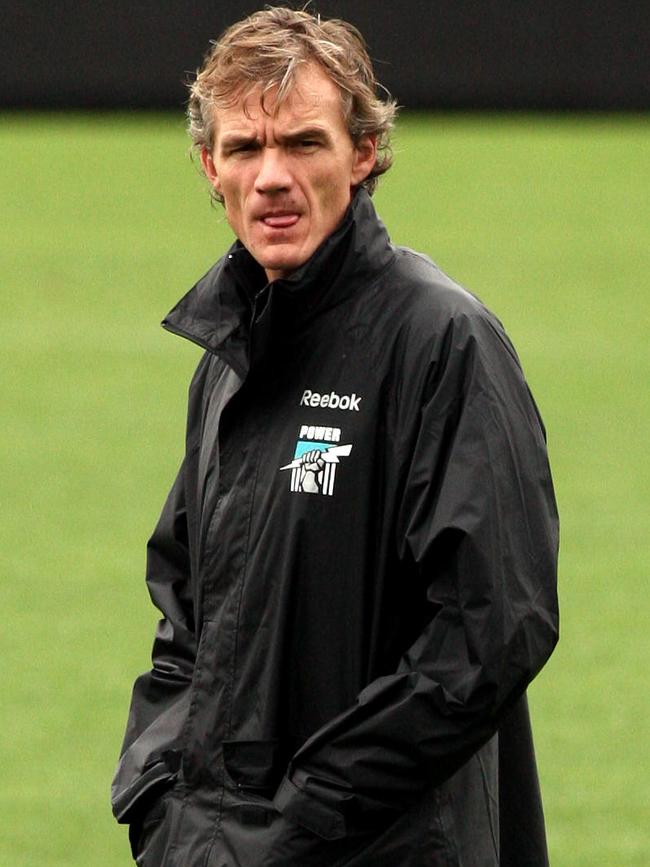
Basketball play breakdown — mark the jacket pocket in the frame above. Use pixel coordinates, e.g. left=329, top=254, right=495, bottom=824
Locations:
left=132, top=789, right=184, bottom=867
left=223, top=739, right=283, bottom=799
left=130, top=790, right=169, bottom=861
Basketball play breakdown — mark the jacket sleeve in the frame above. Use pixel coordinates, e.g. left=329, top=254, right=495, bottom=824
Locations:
left=111, top=460, right=196, bottom=823
left=273, top=309, right=560, bottom=840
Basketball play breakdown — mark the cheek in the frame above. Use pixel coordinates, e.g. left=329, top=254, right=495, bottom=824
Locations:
left=309, top=164, right=342, bottom=198
left=220, top=179, right=248, bottom=225
left=220, top=188, right=245, bottom=234
left=311, top=166, right=354, bottom=218
left=218, top=165, right=249, bottom=205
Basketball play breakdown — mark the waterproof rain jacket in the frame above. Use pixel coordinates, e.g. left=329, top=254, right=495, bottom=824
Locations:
left=112, top=191, right=559, bottom=867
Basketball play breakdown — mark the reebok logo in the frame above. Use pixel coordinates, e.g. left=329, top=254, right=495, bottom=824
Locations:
left=300, top=389, right=361, bottom=412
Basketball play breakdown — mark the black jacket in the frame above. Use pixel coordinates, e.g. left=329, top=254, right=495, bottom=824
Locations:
left=112, top=191, right=559, bottom=866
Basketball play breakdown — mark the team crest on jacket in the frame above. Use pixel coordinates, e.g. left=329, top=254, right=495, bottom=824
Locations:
left=280, top=424, right=352, bottom=496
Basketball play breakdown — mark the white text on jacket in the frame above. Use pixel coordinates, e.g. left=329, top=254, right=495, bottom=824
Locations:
left=300, top=390, right=362, bottom=411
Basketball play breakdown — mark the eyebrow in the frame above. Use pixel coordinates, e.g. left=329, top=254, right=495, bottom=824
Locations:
left=281, top=126, right=332, bottom=145
left=219, top=126, right=333, bottom=154
left=219, top=134, right=259, bottom=154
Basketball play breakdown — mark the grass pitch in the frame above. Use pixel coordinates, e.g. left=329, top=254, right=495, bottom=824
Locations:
left=1, top=111, right=649, bottom=866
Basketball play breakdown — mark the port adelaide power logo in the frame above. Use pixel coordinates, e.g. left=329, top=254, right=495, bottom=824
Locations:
left=280, top=424, right=352, bottom=496
left=279, top=390, right=361, bottom=496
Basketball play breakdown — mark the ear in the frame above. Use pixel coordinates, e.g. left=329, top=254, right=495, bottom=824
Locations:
left=200, top=146, right=222, bottom=194
left=350, top=134, right=378, bottom=187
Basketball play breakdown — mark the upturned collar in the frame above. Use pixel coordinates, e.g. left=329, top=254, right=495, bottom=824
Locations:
left=162, top=189, right=395, bottom=377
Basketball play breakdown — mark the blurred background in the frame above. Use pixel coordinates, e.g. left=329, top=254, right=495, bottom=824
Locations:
left=1, top=2, right=649, bottom=865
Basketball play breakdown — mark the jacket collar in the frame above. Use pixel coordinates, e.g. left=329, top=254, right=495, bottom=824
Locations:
left=162, top=189, right=394, bottom=376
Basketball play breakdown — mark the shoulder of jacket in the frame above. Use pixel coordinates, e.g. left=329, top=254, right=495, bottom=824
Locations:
left=386, top=246, right=506, bottom=341
left=373, top=247, right=529, bottom=395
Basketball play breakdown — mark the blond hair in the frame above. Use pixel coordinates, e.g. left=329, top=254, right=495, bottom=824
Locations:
left=187, top=6, right=397, bottom=199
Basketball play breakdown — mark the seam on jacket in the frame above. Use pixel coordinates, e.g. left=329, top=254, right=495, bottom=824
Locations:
left=202, top=416, right=267, bottom=867
left=169, top=626, right=216, bottom=866
left=176, top=624, right=212, bottom=763
left=225, top=414, right=268, bottom=741
left=477, top=746, right=500, bottom=859
left=436, top=786, right=459, bottom=867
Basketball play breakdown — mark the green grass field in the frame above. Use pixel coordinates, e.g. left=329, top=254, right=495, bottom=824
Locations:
left=1, top=111, right=649, bottom=866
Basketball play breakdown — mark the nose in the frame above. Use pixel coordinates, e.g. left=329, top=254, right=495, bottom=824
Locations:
left=254, top=146, right=292, bottom=195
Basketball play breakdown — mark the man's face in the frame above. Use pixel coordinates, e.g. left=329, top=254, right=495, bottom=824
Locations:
left=201, top=63, right=377, bottom=282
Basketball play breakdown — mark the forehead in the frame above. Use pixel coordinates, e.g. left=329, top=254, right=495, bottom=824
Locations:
left=213, top=62, right=347, bottom=136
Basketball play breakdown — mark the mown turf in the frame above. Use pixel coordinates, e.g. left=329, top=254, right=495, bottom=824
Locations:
left=1, top=112, right=648, bottom=866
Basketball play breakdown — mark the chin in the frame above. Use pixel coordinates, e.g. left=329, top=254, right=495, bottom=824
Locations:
left=258, top=248, right=307, bottom=277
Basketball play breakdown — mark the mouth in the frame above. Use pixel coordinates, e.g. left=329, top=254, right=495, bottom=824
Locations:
left=259, top=212, right=300, bottom=230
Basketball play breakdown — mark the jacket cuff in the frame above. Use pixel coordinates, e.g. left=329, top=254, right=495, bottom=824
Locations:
left=273, top=776, right=346, bottom=841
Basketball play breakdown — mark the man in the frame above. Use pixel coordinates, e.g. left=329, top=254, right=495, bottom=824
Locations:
left=112, top=7, right=559, bottom=866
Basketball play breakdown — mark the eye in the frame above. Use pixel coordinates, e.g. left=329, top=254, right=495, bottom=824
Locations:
left=295, top=139, right=320, bottom=152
